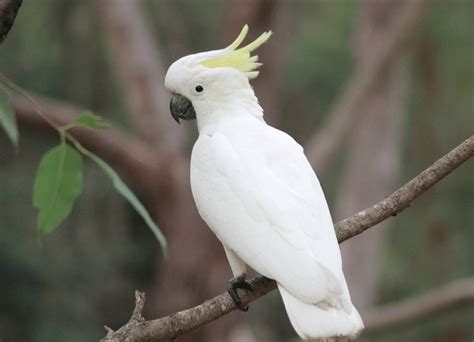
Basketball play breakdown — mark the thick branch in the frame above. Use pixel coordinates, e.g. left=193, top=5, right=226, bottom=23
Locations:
left=103, top=136, right=473, bottom=341
left=364, top=277, right=474, bottom=333
left=0, top=0, right=22, bottom=44
left=102, top=277, right=277, bottom=342
left=304, top=0, right=428, bottom=172
left=12, top=93, right=161, bottom=191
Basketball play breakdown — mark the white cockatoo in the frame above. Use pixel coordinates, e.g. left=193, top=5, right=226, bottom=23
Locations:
left=164, top=25, right=364, bottom=341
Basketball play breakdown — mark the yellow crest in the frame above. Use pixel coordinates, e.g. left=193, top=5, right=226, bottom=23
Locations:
left=200, top=25, right=272, bottom=79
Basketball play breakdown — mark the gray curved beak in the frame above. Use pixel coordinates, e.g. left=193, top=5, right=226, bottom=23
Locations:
left=170, top=94, right=196, bottom=124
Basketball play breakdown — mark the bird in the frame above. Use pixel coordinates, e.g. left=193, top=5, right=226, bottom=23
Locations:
left=164, top=25, right=364, bottom=341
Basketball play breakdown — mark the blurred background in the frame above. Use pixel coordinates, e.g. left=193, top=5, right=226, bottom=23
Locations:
left=0, top=0, right=472, bottom=341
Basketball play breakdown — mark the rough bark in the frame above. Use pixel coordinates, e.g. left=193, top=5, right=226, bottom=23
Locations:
left=103, top=276, right=474, bottom=341
left=337, top=0, right=408, bottom=310
left=102, top=135, right=474, bottom=341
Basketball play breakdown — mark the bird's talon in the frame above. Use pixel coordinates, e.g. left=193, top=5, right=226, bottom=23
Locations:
left=227, top=273, right=253, bottom=311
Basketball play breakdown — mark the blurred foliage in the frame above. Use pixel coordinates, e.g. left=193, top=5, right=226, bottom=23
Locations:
left=0, top=0, right=472, bottom=341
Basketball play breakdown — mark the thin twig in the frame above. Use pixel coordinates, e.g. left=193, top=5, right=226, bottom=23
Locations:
left=11, top=93, right=161, bottom=191
left=335, top=135, right=474, bottom=242
left=102, top=135, right=473, bottom=341
left=130, top=291, right=146, bottom=323
left=103, top=290, right=147, bottom=341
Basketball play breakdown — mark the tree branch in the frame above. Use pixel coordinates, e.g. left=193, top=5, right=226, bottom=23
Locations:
left=11, top=93, right=161, bottom=191
left=364, top=277, right=474, bottom=333
left=335, top=135, right=473, bottom=242
left=304, top=0, right=428, bottom=172
left=102, top=135, right=473, bottom=341
left=0, top=0, right=22, bottom=44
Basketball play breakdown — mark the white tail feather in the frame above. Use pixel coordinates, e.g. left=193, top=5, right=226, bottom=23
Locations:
left=278, top=284, right=364, bottom=341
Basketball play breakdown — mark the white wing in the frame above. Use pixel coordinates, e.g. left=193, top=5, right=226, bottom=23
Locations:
left=191, top=119, right=347, bottom=306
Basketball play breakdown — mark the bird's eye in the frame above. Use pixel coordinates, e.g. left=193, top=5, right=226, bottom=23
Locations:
left=195, top=85, right=204, bottom=93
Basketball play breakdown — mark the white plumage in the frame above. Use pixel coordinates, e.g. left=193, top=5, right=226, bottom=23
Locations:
left=165, top=25, right=364, bottom=340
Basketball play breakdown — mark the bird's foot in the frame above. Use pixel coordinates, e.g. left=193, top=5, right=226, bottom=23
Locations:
left=227, top=273, right=254, bottom=312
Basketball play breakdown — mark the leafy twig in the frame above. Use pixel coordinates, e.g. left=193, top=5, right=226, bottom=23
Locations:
left=0, top=74, right=168, bottom=254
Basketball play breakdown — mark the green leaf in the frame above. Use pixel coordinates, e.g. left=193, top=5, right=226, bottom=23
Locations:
left=0, top=88, right=19, bottom=147
left=74, top=111, right=108, bottom=129
left=87, top=152, right=168, bottom=256
left=33, top=144, right=83, bottom=234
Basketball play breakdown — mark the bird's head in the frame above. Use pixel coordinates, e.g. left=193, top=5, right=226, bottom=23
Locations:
left=164, top=25, right=272, bottom=124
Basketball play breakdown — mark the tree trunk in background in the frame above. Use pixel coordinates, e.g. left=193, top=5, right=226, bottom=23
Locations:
left=220, top=2, right=292, bottom=339
left=223, top=0, right=291, bottom=125
left=147, top=162, right=241, bottom=342
left=98, top=2, right=243, bottom=340
left=336, top=0, right=408, bottom=309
